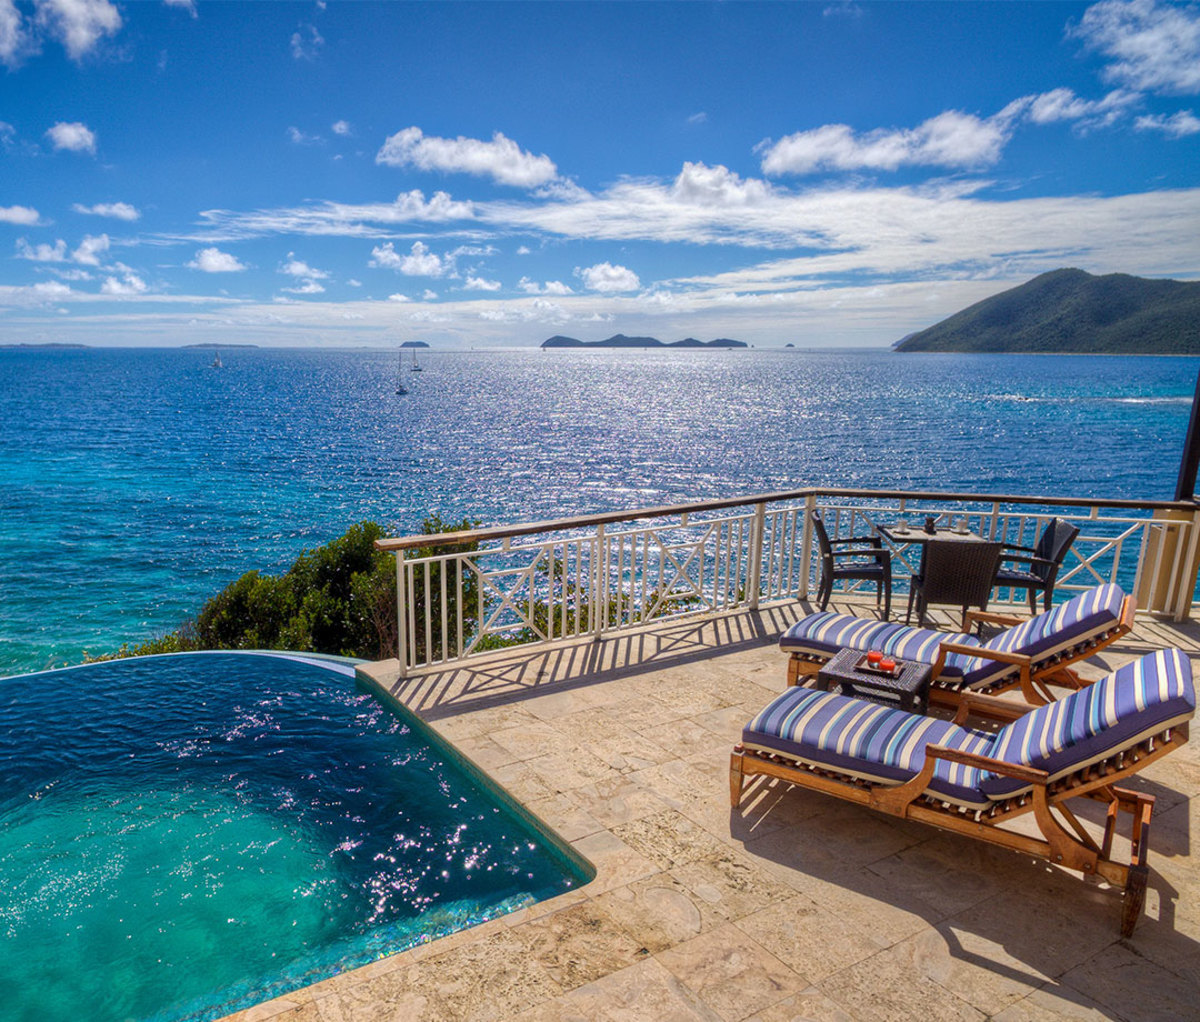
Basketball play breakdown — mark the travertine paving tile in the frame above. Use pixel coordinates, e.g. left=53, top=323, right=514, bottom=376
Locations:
left=743, top=987, right=858, bottom=1022
left=1057, top=941, right=1200, bottom=1021
left=551, top=957, right=723, bottom=1022
left=655, top=922, right=808, bottom=1022
left=591, top=874, right=716, bottom=953
left=569, top=776, right=673, bottom=829
left=612, top=808, right=731, bottom=871
left=511, top=899, right=648, bottom=991
left=669, top=846, right=797, bottom=923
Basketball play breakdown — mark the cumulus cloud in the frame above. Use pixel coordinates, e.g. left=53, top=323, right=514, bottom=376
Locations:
left=1135, top=109, right=1200, bottom=135
left=376, top=126, right=558, bottom=188
left=1072, top=0, right=1200, bottom=95
left=331, top=119, right=351, bottom=136
left=188, top=247, right=247, bottom=272
left=518, top=276, right=573, bottom=295
left=16, top=237, right=67, bottom=261
left=283, top=280, right=325, bottom=294
left=387, top=292, right=410, bottom=302
left=163, top=0, right=197, bottom=16
left=370, top=240, right=446, bottom=276
left=72, top=201, right=140, bottom=221
left=0, top=0, right=34, bottom=67
left=72, top=233, right=109, bottom=265
left=280, top=253, right=329, bottom=279
left=290, top=22, right=323, bottom=60
left=34, top=0, right=121, bottom=61
left=1, top=204, right=40, bottom=225
left=46, top=121, right=97, bottom=154
left=463, top=275, right=501, bottom=291
left=100, top=272, right=147, bottom=295
left=288, top=126, right=322, bottom=146
left=576, top=262, right=640, bottom=292
left=671, top=161, right=773, bottom=205
left=1023, top=87, right=1140, bottom=129
left=759, top=109, right=1013, bottom=176
left=422, top=289, right=438, bottom=300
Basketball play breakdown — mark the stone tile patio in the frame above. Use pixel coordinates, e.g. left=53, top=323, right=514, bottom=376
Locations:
left=225, top=599, right=1200, bottom=1022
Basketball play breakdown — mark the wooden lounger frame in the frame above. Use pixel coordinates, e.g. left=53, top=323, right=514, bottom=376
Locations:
left=731, top=689, right=1187, bottom=937
left=785, top=595, right=1138, bottom=707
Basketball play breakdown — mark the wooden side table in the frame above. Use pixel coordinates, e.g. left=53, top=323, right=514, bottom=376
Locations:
left=815, top=647, right=933, bottom=714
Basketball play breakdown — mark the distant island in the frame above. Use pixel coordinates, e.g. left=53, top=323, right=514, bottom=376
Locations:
left=895, top=268, right=1200, bottom=354
left=183, top=343, right=259, bottom=350
left=541, top=333, right=747, bottom=349
left=400, top=341, right=430, bottom=348
left=0, top=342, right=89, bottom=349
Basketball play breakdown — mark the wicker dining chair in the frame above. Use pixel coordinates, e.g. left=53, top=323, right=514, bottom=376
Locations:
left=906, top=539, right=1002, bottom=629
left=811, top=508, right=892, bottom=620
left=994, top=518, right=1080, bottom=613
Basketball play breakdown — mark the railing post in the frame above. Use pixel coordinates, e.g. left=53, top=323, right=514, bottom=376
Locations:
left=799, top=494, right=816, bottom=599
left=747, top=501, right=766, bottom=609
left=593, top=523, right=607, bottom=640
left=394, top=552, right=409, bottom=679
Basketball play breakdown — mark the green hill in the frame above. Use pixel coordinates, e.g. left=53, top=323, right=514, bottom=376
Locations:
left=894, top=269, right=1200, bottom=354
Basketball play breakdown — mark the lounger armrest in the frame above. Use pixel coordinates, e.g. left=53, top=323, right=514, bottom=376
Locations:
left=1119, top=595, right=1137, bottom=630
left=932, top=643, right=1037, bottom=701
left=963, top=609, right=1026, bottom=629
left=952, top=692, right=1035, bottom=725
left=926, top=744, right=1049, bottom=786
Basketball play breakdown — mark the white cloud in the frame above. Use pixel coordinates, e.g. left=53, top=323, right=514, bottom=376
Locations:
left=422, top=289, right=438, bottom=300
left=347, top=278, right=362, bottom=287
left=1072, top=0, right=1200, bottom=95
left=1, top=0, right=34, bottom=68
left=280, top=253, right=329, bottom=278
left=100, top=272, right=147, bottom=295
left=387, top=292, right=410, bottom=302
left=516, top=245, right=532, bottom=255
left=32, top=280, right=72, bottom=298
left=518, top=276, right=574, bottom=295
left=1, top=205, right=40, bottom=225
left=1135, top=109, right=1200, bottom=136
left=671, top=161, right=773, bottom=206
left=463, top=275, right=501, bottom=291
left=163, top=0, right=197, bottom=16
left=72, top=233, right=109, bottom=265
left=46, top=120, right=97, bottom=154
left=369, top=240, right=446, bottom=276
left=1023, top=87, right=1140, bottom=129
left=188, top=247, right=247, bottom=272
left=72, top=201, right=140, bottom=221
left=576, top=262, right=641, bottom=292
left=288, top=126, right=322, bottom=146
left=376, top=126, right=558, bottom=188
left=290, top=22, right=323, bottom=60
left=283, top=280, right=325, bottom=294
left=16, top=237, right=67, bottom=261
left=331, top=119, right=351, bottom=136
left=687, top=112, right=708, bottom=125
left=759, top=109, right=1012, bottom=176
left=34, top=0, right=121, bottom=61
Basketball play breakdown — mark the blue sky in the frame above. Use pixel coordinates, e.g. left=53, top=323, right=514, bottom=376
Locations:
left=2, top=0, right=1199, bottom=348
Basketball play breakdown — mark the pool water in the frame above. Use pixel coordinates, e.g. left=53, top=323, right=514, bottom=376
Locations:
left=0, top=653, right=591, bottom=1022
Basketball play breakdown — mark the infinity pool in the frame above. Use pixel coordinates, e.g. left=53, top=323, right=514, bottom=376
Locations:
left=0, top=652, right=591, bottom=1022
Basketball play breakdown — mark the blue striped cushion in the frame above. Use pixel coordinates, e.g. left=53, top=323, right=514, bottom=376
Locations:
left=742, top=686, right=996, bottom=809
left=954, top=584, right=1128, bottom=689
left=982, top=648, right=1195, bottom=800
left=779, top=612, right=980, bottom=683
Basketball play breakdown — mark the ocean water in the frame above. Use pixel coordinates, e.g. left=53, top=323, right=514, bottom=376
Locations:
left=0, top=651, right=588, bottom=1022
left=0, top=346, right=1194, bottom=674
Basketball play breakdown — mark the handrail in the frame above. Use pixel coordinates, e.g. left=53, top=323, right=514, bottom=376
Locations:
left=375, top=486, right=1199, bottom=553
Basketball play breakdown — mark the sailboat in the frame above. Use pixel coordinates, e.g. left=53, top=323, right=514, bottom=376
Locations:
left=395, top=350, right=409, bottom=395
left=410, top=347, right=424, bottom=371
left=210, top=351, right=223, bottom=369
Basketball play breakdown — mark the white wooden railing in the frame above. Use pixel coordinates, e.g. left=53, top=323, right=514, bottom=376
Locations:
left=377, top=488, right=1200, bottom=675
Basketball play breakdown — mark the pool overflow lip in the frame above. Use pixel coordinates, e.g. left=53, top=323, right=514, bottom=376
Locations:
left=353, top=665, right=597, bottom=888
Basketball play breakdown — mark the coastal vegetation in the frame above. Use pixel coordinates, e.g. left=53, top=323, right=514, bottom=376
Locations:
left=542, top=333, right=747, bottom=348
left=87, top=516, right=479, bottom=663
left=895, top=269, right=1200, bottom=354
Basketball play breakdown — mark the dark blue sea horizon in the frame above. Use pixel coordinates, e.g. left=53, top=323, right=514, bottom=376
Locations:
left=1, top=345, right=1195, bottom=674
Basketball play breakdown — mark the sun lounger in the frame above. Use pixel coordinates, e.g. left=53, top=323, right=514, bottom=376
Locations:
left=731, top=648, right=1194, bottom=936
left=780, top=583, right=1135, bottom=705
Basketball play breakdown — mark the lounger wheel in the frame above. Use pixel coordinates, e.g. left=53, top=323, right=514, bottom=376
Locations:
left=1120, top=864, right=1148, bottom=939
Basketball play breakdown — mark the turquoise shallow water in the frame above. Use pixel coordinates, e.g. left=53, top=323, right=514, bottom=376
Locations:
left=0, top=347, right=1194, bottom=673
left=0, top=652, right=589, bottom=1022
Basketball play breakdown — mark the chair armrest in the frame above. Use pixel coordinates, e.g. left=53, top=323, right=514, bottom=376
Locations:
left=828, top=536, right=882, bottom=548
left=926, top=744, right=1049, bottom=786
left=998, top=553, right=1055, bottom=570
left=952, top=691, right=1036, bottom=725
left=963, top=609, right=1026, bottom=629
left=830, top=548, right=890, bottom=564
left=1001, top=542, right=1038, bottom=554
